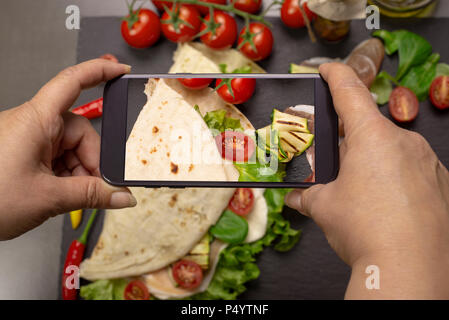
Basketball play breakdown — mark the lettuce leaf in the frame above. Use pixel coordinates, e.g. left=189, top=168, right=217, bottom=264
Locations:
left=234, top=162, right=286, bottom=182
left=202, top=109, right=243, bottom=133
left=191, top=188, right=301, bottom=300
left=80, top=279, right=128, bottom=300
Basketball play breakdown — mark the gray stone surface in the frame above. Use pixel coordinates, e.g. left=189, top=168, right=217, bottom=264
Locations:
left=0, top=0, right=448, bottom=300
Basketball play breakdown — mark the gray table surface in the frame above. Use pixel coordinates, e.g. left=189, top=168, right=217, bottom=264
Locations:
left=1, top=0, right=449, bottom=300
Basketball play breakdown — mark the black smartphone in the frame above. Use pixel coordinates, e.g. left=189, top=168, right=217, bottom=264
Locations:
left=100, top=74, right=339, bottom=188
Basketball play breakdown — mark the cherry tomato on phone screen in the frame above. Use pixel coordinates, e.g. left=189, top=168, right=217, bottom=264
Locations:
left=216, top=78, right=256, bottom=104
left=430, top=76, right=449, bottom=110
left=229, top=188, right=255, bottom=216
left=233, top=0, right=262, bottom=13
left=121, top=9, right=161, bottom=49
left=215, top=131, right=255, bottom=162
left=152, top=0, right=172, bottom=11
left=200, top=11, right=237, bottom=49
left=238, top=22, right=273, bottom=61
left=281, top=0, right=316, bottom=28
left=161, top=5, right=201, bottom=43
left=178, top=78, right=213, bottom=90
left=196, top=0, right=227, bottom=15
left=389, top=86, right=419, bottom=122
left=172, top=260, right=203, bottom=289
left=124, top=280, right=150, bottom=300
left=99, top=54, right=119, bottom=63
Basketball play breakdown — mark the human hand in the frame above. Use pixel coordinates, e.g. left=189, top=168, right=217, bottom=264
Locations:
left=0, top=59, right=137, bottom=241
left=285, top=63, right=449, bottom=299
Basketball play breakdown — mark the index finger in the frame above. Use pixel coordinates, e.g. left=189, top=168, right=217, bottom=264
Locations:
left=31, top=59, right=131, bottom=115
left=319, top=63, right=383, bottom=135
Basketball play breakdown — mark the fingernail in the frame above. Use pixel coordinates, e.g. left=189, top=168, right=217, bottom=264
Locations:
left=110, top=191, right=137, bottom=208
left=121, top=64, right=132, bottom=73
left=285, top=191, right=301, bottom=210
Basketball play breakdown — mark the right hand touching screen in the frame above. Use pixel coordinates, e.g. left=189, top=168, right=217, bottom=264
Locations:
left=285, top=63, right=449, bottom=299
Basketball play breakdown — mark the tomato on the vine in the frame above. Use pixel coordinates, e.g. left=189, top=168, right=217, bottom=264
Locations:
left=233, top=0, right=262, bottom=14
left=196, top=0, right=227, bottom=15
left=178, top=78, right=213, bottom=90
left=152, top=0, right=172, bottom=11
left=238, top=22, right=273, bottom=61
left=215, top=77, right=256, bottom=104
left=161, top=5, right=201, bottom=43
left=281, top=0, right=316, bottom=28
left=200, top=11, right=237, bottom=49
left=121, top=8, right=161, bottom=49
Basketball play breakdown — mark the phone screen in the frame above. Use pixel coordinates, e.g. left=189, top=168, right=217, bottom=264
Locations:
left=123, top=76, right=316, bottom=184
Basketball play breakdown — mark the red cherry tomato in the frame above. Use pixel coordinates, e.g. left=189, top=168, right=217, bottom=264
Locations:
left=228, top=188, right=255, bottom=216
left=99, top=54, right=119, bottom=63
left=233, top=0, right=262, bottom=14
left=238, top=22, right=273, bottom=61
left=124, top=280, right=150, bottom=300
left=121, top=9, right=161, bottom=49
left=281, top=0, right=316, bottom=28
left=430, top=76, right=449, bottom=110
left=215, top=77, right=256, bottom=104
left=389, top=86, right=419, bottom=122
left=161, top=5, right=201, bottom=43
left=215, top=131, right=255, bottom=162
left=152, top=0, right=172, bottom=11
left=178, top=78, right=213, bottom=90
left=196, top=0, right=227, bottom=15
left=172, top=260, right=203, bottom=289
left=200, top=11, right=237, bottom=49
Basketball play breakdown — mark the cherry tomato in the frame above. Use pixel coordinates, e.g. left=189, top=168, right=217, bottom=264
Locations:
left=238, top=22, right=273, bottom=61
left=215, top=131, right=255, bottom=162
left=228, top=188, right=255, bottom=216
left=196, top=0, right=227, bottom=15
left=233, top=0, right=262, bottom=14
left=430, top=76, right=449, bottom=110
left=281, top=0, right=316, bottom=29
left=121, top=9, right=161, bottom=49
left=200, top=11, right=237, bottom=49
left=99, top=54, right=119, bottom=63
left=152, top=0, right=172, bottom=11
left=172, top=260, right=203, bottom=289
left=124, top=280, right=150, bottom=300
left=389, top=87, right=419, bottom=122
left=178, top=78, right=213, bottom=90
left=215, top=77, right=256, bottom=104
left=161, top=5, right=201, bottom=43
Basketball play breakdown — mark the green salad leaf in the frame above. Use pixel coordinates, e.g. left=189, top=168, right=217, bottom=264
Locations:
left=191, top=188, right=301, bottom=300
left=400, top=53, right=440, bottom=101
left=80, top=279, right=128, bottom=300
left=370, top=71, right=396, bottom=105
left=436, top=63, right=449, bottom=77
left=202, top=110, right=243, bottom=133
left=373, top=29, right=432, bottom=80
left=234, top=162, right=286, bottom=182
left=210, top=210, right=249, bottom=244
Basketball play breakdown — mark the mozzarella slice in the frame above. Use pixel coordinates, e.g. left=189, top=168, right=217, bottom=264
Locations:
left=244, top=188, right=268, bottom=243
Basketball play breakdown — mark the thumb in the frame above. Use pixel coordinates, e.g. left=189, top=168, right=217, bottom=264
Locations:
left=285, top=184, right=325, bottom=218
left=49, top=175, right=137, bottom=213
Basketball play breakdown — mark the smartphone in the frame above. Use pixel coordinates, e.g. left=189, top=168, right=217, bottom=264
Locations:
left=100, top=74, right=339, bottom=188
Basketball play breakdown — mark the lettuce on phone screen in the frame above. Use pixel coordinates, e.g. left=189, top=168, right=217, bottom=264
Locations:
left=80, top=44, right=308, bottom=300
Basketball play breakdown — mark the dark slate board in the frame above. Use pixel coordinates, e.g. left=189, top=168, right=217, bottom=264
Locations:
left=60, top=17, right=449, bottom=300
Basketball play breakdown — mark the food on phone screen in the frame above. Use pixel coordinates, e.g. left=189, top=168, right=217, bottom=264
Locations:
left=215, top=77, right=256, bottom=104
left=177, top=78, right=213, bottom=90
left=430, top=76, right=449, bottom=110
left=124, top=280, right=151, bottom=300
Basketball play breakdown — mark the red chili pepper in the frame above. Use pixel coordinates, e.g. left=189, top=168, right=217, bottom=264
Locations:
left=72, top=98, right=103, bottom=119
left=62, top=209, right=97, bottom=300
